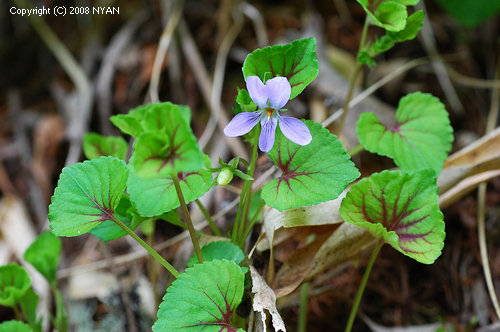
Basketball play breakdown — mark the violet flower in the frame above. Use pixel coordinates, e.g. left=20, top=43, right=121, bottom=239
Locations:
left=224, top=76, right=312, bottom=152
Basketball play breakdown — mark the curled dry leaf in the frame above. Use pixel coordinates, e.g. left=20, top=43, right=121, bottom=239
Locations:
left=438, top=126, right=500, bottom=208
left=250, top=266, right=286, bottom=332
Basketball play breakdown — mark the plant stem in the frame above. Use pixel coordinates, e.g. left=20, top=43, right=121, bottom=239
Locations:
left=195, top=199, right=222, bottom=236
left=337, top=17, right=370, bottom=134
left=345, top=242, right=383, bottom=332
left=171, top=174, right=204, bottom=263
left=298, top=282, right=311, bottom=332
left=242, top=200, right=266, bottom=242
left=348, top=144, right=364, bottom=157
left=13, top=305, right=22, bottom=321
left=112, top=215, right=180, bottom=278
left=239, top=136, right=259, bottom=246
left=147, top=221, right=161, bottom=309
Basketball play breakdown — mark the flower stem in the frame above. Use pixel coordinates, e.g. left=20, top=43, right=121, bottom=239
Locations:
left=112, top=215, right=180, bottom=278
left=239, top=139, right=258, bottom=246
left=195, top=198, right=222, bottom=236
left=345, top=241, right=383, bottom=332
left=337, top=17, right=370, bottom=134
left=298, top=281, right=311, bottom=332
left=171, top=173, right=204, bottom=263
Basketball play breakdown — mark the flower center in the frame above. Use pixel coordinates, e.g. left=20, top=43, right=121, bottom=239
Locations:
left=266, top=108, right=274, bottom=117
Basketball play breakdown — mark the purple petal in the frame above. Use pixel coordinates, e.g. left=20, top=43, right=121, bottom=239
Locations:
left=278, top=116, right=312, bottom=146
left=266, top=76, right=291, bottom=110
left=224, top=111, right=262, bottom=137
left=259, top=117, right=278, bottom=152
left=246, top=76, right=268, bottom=109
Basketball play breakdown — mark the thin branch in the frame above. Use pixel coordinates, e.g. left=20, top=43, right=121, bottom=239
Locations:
left=148, top=0, right=184, bottom=103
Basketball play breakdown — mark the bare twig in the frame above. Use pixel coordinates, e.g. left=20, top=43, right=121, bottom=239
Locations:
left=477, top=54, right=500, bottom=321
left=199, top=6, right=244, bottom=149
left=13, top=0, right=93, bottom=167
left=178, top=20, right=248, bottom=159
left=323, top=57, right=429, bottom=127
left=416, top=1, right=464, bottom=115
left=96, top=12, right=146, bottom=134
left=241, top=2, right=268, bottom=47
left=148, top=0, right=184, bottom=103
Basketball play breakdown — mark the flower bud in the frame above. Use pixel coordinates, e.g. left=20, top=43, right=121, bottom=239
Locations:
left=216, top=167, right=233, bottom=186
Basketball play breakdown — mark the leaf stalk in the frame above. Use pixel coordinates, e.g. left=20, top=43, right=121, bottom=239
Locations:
left=345, top=241, right=383, bottom=332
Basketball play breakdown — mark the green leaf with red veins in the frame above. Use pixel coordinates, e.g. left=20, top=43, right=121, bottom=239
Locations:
left=48, top=156, right=128, bottom=237
left=242, top=37, right=319, bottom=99
left=129, top=105, right=203, bottom=176
left=110, top=102, right=191, bottom=138
left=262, top=120, right=360, bottom=211
left=153, top=259, right=245, bottom=332
left=127, top=156, right=214, bottom=217
left=82, top=133, right=128, bottom=160
left=340, top=169, right=445, bottom=264
left=357, top=92, right=453, bottom=174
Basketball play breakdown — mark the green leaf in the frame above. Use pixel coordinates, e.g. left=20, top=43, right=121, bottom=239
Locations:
left=187, top=242, right=245, bottom=269
left=387, top=10, right=424, bottom=42
left=340, top=169, right=445, bottom=264
left=128, top=156, right=214, bottom=217
left=357, top=92, right=453, bottom=173
left=110, top=102, right=191, bottom=137
left=391, top=0, right=419, bottom=5
left=153, top=259, right=245, bottom=332
left=358, top=0, right=408, bottom=31
left=48, top=156, right=129, bottom=237
left=436, top=0, right=500, bottom=27
left=242, top=37, right=319, bottom=99
left=24, top=231, right=61, bottom=285
left=234, top=88, right=257, bottom=115
left=19, top=288, right=40, bottom=332
left=0, top=264, right=31, bottom=307
left=0, top=321, right=33, bottom=332
left=262, top=120, right=360, bottom=211
left=82, top=133, right=128, bottom=160
left=110, top=104, right=151, bottom=137
left=89, top=194, right=139, bottom=242
left=129, top=104, right=203, bottom=176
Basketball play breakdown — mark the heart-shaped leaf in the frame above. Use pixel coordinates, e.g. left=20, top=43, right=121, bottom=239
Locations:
left=242, top=37, right=319, bottom=99
left=153, top=259, right=245, bottom=332
left=110, top=104, right=151, bottom=137
left=24, top=231, right=61, bottom=286
left=129, top=104, right=203, bottom=176
left=89, top=194, right=139, bottom=242
left=111, top=102, right=191, bottom=137
left=262, top=120, right=360, bottom=211
left=48, top=156, right=129, bottom=237
left=340, top=169, right=445, bottom=264
left=83, top=133, right=128, bottom=160
left=357, top=0, right=408, bottom=31
left=0, top=321, right=33, bottom=332
left=0, top=264, right=31, bottom=307
left=368, top=10, right=424, bottom=59
left=357, top=92, right=453, bottom=173
left=187, top=241, right=245, bottom=269
left=127, top=156, right=214, bottom=217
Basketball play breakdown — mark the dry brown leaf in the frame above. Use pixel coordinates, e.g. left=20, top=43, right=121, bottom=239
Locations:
left=438, top=127, right=500, bottom=208
left=250, top=266, right=286, bottom=332
left=273, top=223, right=375, bottom=297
